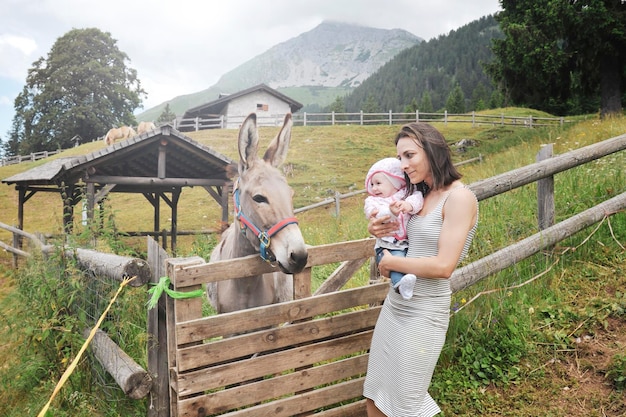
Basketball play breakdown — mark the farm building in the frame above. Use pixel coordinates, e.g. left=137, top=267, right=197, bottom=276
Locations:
left=179, top=83, right=302, bottom=130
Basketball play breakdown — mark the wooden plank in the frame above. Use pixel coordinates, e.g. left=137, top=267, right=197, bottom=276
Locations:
left=173, top=238, right=375, bottom=288
left=166, top=257, right=205, bottom=417
left=176, top=331, right=373, bottom=396
left=313, top=400, right=366, bottom=417
left=293, top=267, right=311, bottom=299
left=177, top=308, right=380, bottom=372
left=176, top=281, right=388, bottom=344
left=305, top=238, right=375, bottom=266
left=177, top=355, right=369, bottom=414
left=167, top=257, right=205, bottom=325
left=179, top=378, right=365, bottom=417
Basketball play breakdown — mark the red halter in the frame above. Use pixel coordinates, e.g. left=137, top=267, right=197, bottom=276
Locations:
left=233, top=185, right=298, bottom=263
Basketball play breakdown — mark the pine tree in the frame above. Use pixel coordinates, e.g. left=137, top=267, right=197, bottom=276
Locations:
left=328, top=96, right=346, bottom=120
left=446, top=84, right=466, bottom=114
left=403, top=98, right=418, bottom=113
left=362, top=94, right=378, bottom=113
left=156, top=103, right=177, bottom=125
left=419, top=92, right=434, bottom=113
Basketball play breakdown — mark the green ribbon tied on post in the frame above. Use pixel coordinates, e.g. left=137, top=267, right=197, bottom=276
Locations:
left=147, top=276, right=204, bottom=309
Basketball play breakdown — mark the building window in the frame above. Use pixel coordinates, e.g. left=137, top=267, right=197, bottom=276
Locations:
left=256, top=103, right=269, bottom=111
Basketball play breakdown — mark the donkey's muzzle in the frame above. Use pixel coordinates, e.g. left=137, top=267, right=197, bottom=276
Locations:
left=277, top=248, right=308, bottom=274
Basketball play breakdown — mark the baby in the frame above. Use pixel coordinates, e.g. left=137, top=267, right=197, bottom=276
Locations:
left=364, top=158, right=424, bottom=299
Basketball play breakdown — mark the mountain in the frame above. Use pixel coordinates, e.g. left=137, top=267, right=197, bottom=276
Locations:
left=137, top=21, right=421, bottom=122
left=344, top=15, right=502, bottom=113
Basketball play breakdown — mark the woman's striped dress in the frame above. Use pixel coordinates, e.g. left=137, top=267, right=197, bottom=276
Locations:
left=363, top=187, right=478, bottom=416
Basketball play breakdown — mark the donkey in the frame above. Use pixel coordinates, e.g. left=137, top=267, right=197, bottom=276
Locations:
left=207, top=113, right=309, bottom=313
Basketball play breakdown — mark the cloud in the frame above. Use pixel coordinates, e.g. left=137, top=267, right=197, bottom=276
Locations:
left=0, top=0, right=501, bottom=136
left=0, top=34, right=38, bottom=80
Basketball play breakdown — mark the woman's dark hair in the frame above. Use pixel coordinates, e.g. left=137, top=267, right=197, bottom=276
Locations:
left=394, top=122, right=461, bottom=196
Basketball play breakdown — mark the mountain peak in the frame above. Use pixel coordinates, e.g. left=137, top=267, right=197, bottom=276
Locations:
left=217, top=21, right=422, bottom=90
left=138, top=22, right=421, bottom=121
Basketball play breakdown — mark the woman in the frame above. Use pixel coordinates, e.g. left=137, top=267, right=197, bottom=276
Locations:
left=363, top=122, right=478, bottom=417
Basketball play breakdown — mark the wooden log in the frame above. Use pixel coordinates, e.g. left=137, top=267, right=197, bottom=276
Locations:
left=0, top=239, right=31, bottom=257
left=0, top=222, right=150, bottom=287
left=451, top=191, right=626, bottom=293
left=0, top=221, right=45, bottom=244
left=469, top=133, right=626, bottom=200
left=83, top=328, right=152, bottom=399
left=64, top=248, right=151, bottom=287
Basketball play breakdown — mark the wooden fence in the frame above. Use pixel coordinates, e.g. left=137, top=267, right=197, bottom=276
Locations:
left=162, top=133, right=626, bottom=416
left=0, top=149, right=61, bottom=167
left=174, top=111, right=568, bottom=131
left=2, top=133, right=624, bottom=416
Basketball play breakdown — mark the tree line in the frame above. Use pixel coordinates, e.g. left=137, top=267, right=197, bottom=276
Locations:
left=2, top=1, right=625, bottom=157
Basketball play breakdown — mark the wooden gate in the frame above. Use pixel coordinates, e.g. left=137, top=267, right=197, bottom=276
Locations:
left=165, top=238, right=383, bottom=416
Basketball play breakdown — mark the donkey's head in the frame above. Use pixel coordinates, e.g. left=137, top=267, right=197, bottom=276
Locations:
left=234, top=113, right=308, bottom=274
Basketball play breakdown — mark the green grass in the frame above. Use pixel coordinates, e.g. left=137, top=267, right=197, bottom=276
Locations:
left=0, top=109, right=625, bottom=416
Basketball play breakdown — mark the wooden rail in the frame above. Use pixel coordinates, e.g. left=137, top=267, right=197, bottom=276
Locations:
left=0, top=149, right=61, bottom=166
left=173, top=111, right=568, bottom=131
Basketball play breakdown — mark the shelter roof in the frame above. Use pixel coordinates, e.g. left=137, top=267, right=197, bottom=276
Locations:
left=2, top=125, right=236, bottom=192
left=183, top=83, right=303, bottom=118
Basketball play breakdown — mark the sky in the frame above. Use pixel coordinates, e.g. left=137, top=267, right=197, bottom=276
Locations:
left=0, top=0, right=501, bottom=143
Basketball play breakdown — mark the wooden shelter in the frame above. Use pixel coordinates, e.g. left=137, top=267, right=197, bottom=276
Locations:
left=2, top=125, right=235, bottom=253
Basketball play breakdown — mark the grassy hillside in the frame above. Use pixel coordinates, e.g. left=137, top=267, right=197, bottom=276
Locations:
left=0, top=109, right=624, bottom=416
left=0, top=107, right=564, bottom=253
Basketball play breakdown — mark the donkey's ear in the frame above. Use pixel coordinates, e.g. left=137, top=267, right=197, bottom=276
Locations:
left=238, top=113, right=259, bottom=172
left=263, top=113, right=293, bottom=168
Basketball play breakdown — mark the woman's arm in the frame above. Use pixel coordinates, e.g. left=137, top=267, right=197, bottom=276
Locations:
left=378, top=188, right=477, bottom=279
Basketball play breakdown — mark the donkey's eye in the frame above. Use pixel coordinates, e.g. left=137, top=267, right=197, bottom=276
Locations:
left=252, top=194, right=268, bottom=204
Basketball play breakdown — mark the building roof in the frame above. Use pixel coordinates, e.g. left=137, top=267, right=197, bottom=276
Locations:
left=183, top=83, right=303, bottom=119
left=2, top=124, right=236, bottom=192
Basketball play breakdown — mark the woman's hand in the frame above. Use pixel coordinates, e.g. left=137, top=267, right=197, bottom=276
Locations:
left=378, top=249, right=392, bottom=277
left=368, top=209, right=400, bottom=238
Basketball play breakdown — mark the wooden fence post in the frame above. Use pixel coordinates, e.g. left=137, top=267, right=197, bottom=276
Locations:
left=147, top=238, right=170, bottom=417
left=165, top=256, right=205, bottom=417
left=536, top=144, right=555, bottom=230
left=12, top=228, right=19, bottom=268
